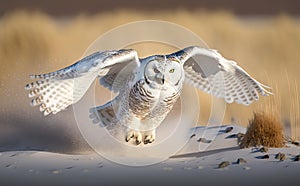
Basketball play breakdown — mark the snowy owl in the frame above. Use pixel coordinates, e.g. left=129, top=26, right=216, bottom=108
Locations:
left=25, top=46, right=271, bottom=145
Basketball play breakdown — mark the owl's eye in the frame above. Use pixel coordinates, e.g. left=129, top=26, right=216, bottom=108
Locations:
left=154, top=68, right=160, bottom=73
left=169, top=69, right=175, bottom=73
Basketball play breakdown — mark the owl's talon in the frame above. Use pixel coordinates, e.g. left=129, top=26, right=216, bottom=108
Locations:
left=144, top=130, right=156, bottom=144
left=144, top=139, right=152, bottom=144
left=135, top=132, right=142, bottom=145
left=136, top=140, right=142, bottom=145
left=125, top=130, right=143, bottom=145
left=144, top=138, right=154, bottom=144
left=125, top=131, right=135, bottom=142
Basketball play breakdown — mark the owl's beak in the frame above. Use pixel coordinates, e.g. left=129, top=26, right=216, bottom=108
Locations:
left=156, top=73, right=165, bottom=85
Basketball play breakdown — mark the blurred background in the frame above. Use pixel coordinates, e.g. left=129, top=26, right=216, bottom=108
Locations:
left=0, top=0, right=299, bottom=154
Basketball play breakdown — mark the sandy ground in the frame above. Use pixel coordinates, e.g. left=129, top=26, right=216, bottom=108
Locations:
left=0, top=125, right=299, bottom=186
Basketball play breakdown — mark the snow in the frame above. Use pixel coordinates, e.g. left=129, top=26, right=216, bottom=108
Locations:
left=0, top=125, right=299, bottom=185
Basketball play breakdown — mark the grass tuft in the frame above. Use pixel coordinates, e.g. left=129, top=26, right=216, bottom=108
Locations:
left=240, top=112, right=284, bottom=148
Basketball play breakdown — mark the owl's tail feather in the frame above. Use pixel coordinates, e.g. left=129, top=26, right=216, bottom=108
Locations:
left=89, top=100, right=119, bottom=128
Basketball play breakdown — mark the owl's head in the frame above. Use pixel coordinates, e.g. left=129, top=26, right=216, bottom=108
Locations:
left=144, top=56, right=183, bottom=88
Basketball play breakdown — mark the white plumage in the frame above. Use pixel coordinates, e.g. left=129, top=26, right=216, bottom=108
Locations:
left=25, top=46, right=271, bottom=145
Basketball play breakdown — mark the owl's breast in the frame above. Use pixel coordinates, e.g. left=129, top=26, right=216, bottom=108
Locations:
left=127, top=80, right=181, bottom=120
left=127, top=80, right=155, bottom=119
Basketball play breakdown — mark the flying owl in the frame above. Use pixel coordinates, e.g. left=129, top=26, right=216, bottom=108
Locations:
left=25, top=46, right=271, bottom=145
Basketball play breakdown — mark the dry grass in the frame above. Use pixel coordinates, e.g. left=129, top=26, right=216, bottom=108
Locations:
left=286, top=74, right=300, bottom=141
left=0, top=10, right=300, bottom=137
left=240, top=112, right=284, bottom=148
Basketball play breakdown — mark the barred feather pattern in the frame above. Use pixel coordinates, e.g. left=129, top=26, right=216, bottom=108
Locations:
left=25, top=49, right=139, bottom=116
left=184, top=64, right=270, bottom=105
left=94, top=78, right=181, bottom=132
left=128, top=81, right=155, bottom=119
left=25, top=79, right=73, bottom=115
left=25, top=71, right=98, bottom=116
left=128, top=80, right=181, bottom=120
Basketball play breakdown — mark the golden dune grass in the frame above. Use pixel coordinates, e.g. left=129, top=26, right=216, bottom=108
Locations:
left=240, top=112, right=285, bottom=148
left=0, top=10, right=299, bottom=139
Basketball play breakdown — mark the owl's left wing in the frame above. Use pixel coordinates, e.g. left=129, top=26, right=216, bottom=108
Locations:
left=173, top=46, right=271, bottom=105
left=25, top=49, right=140, bottom=115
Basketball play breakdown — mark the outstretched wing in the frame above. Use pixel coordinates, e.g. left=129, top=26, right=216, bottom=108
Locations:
left=173, top=46, right=271, bottom=105
left=25, top=49, right=140, bottom=115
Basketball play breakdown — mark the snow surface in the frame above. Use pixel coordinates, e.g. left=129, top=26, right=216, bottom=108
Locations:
left=0, top=125, right=299, bottom=186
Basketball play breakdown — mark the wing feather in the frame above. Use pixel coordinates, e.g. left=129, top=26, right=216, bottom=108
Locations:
left=175, top=46, right=271, bottom=105
left=25, top=49, right=140, bottom=115
left=99, top=60, right=137, bottom=92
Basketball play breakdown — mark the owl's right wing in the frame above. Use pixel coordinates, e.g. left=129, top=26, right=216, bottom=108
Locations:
left=25, top=49, right=140, bottom=115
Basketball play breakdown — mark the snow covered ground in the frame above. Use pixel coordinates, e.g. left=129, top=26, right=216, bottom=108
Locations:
left=0, top=125, right=299, bottom=186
